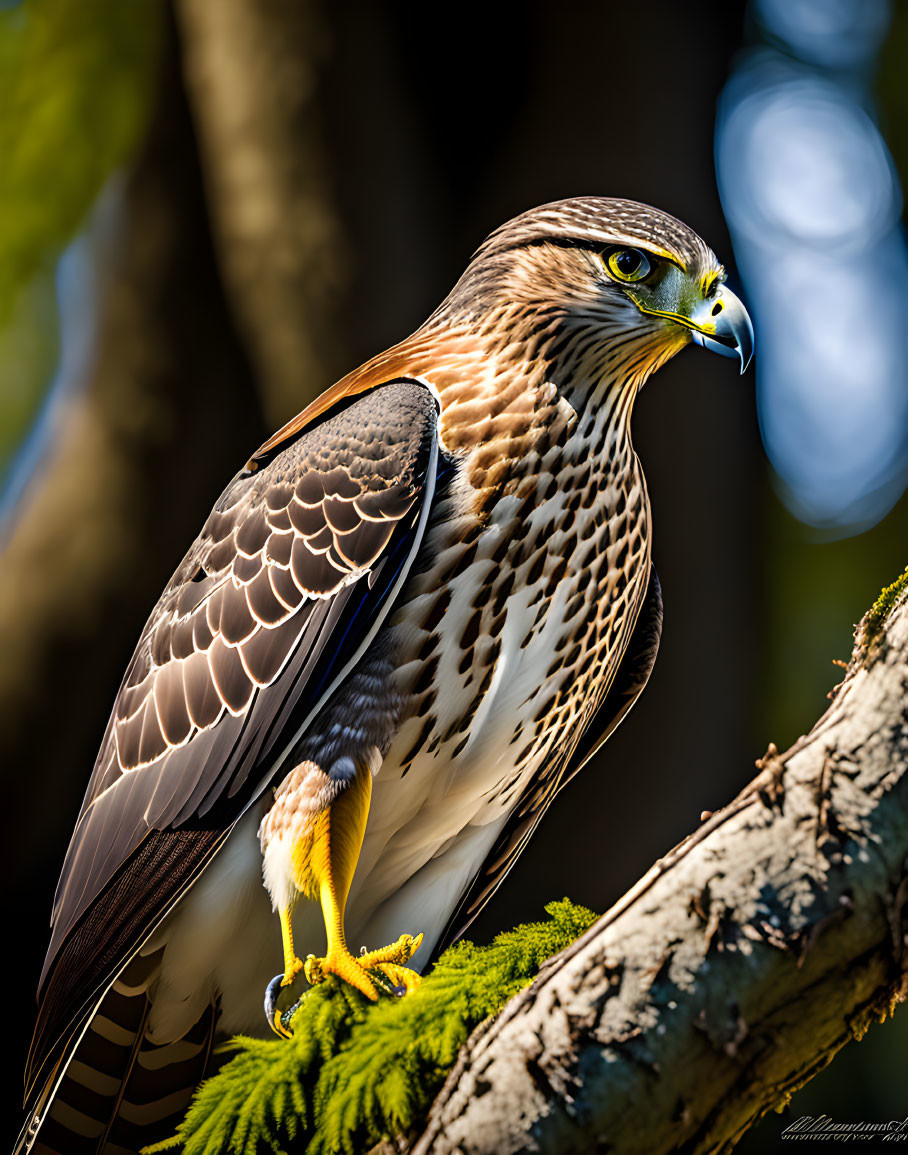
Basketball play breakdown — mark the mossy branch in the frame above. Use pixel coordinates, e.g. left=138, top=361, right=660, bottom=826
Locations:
left=144, top=901, right=599, bottom=1155
left=152, top=572, right=908, bottom=1155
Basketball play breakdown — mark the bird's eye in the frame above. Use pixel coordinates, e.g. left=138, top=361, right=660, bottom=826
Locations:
left=605, top=248, right=652, bottom=283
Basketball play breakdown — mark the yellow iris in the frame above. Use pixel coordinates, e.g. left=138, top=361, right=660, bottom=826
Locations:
left=606, top=248, right=653, bottom=283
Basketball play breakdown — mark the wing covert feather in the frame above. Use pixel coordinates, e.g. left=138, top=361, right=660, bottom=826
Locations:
left=31, top=379, right=440, bottom=1100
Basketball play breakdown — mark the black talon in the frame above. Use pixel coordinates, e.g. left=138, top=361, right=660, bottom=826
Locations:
left=370, top=968, right=401, bottom=997
left=265, top=974, right=292, bottom=1038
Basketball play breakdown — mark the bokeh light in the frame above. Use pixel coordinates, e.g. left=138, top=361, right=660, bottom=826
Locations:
left=716, top=0, right=908, bottom=531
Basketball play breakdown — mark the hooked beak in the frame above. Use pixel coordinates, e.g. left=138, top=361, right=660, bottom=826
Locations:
left=687, top=285, right=754, bottom=374
left=625, top=266, right=755, bottom=375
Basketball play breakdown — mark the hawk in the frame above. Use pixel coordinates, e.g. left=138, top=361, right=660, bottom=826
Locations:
left=19, top=197, right=752, bottom=1153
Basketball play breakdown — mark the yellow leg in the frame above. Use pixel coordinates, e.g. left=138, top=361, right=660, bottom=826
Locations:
left=265, top=761, right=424, bottom=1036
left=297, top=764, right=423, bottom=1001
left=264, top=907, right=305, bottom=1037
left=279, top=907, right=304, bottom=984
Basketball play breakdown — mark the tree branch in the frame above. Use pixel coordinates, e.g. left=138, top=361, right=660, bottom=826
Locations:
left=411, top=579, right=908, bottom=1154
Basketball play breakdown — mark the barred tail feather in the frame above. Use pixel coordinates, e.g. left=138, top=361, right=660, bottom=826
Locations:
left=22, top=951, right=217, bottom=1155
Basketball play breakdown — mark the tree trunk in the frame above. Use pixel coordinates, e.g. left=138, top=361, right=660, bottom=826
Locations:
left=174, top=0, right=347, bottom=427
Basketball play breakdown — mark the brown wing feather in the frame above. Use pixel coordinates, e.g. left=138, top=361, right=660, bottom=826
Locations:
left=433, top=565, right=663, bottom=957
left=27, top=378, right=441, bottom=1111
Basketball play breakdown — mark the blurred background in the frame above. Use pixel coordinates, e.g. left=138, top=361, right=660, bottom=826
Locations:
left=1, top=0, right=906, bottom=1148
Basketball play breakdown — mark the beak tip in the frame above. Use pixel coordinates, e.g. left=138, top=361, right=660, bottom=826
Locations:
left=691, top=287, right=754, bottom=376
left=737, top=311, right=755, bottom=375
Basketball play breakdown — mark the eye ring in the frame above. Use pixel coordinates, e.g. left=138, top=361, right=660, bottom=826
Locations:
left=605, top=248, right=653, bottom=283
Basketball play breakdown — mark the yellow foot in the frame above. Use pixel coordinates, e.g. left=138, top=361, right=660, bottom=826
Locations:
left=304, top=932, right=424, bottom=1001
left=282, top=954, right=305, bottom=986
left=374, top=960, right=422, bottom=994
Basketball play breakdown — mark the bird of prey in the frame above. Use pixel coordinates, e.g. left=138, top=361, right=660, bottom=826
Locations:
left=19, top=197, right=752, bottom=1154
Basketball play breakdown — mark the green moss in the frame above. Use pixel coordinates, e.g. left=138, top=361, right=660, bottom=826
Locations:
left=862, top=565, right=908, bottom=645
left=145, top=899, right=597, bottom=1155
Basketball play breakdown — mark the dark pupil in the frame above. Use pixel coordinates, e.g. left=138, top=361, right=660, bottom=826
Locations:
left=615, top=249, right=642, bottom=275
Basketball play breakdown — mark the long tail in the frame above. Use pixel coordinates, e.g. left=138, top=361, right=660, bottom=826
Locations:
left=20, top=950, right=217, bottom=1155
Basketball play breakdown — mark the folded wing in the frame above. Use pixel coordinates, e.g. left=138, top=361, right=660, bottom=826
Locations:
left=27, top=377, right=441, bottom=1102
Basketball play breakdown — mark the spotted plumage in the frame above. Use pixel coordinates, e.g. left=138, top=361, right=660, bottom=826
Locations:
left=19, top=197, right=752, bottom=1154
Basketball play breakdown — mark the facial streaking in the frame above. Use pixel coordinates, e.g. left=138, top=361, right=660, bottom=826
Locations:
left=599, top=244, right=754, bottom=373
left=443, top=197, right=754, bottom=378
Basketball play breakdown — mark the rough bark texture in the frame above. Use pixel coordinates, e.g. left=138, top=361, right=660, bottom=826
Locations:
left=410, top=590, right=908, bottom=1154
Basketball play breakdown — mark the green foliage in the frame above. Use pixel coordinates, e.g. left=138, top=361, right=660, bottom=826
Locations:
left=0, top=0, right=160, bottom=468
left=863, top=565, right=908, bottom=646
left=146, top=899, right=598, bottom=1155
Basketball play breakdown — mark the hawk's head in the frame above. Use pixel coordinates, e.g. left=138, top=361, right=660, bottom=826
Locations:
left=441, top=196, right=753, bottom=379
